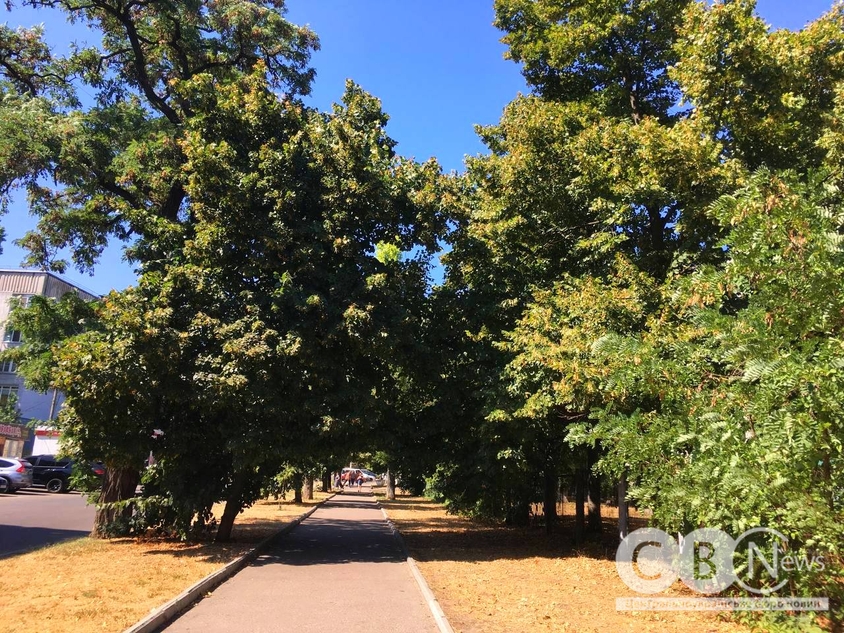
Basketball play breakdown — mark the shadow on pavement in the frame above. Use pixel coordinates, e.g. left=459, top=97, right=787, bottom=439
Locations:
left=0, top=488, right=46, bottom=496
left=0, top=525, right=90, bottom=559
left=250, top=514, right=405, bottom=567
left=138, top=495, right=400, bottom=568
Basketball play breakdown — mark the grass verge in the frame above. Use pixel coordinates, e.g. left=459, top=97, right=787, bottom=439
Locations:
left=0, top=491, right=331, bottom=633
left=378, top=492, right=751, bottom=633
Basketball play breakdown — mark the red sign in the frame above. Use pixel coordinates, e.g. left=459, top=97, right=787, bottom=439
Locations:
left=0, top=423, right=24, bottom=438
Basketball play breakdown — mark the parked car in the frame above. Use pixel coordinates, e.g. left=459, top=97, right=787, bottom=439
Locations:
left=359, top=468, right=383, bottom=484
left=0, top=457, right=34, bottom=493
left=23, top=454, right=73, bottom=493
left=23, top=454, right=105, bottom=493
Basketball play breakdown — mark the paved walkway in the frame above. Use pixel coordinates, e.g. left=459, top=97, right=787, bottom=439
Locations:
left=161, top=490, right=439, bottom=633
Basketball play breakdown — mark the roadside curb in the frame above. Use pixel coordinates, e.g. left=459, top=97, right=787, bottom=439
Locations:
left=377, top=499, right=455, bottom=633
left=122, top=494, right=336, bottom=633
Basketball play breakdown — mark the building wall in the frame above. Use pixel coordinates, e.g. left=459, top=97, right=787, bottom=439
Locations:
left=0, top=271, right=99, bottom=456
left=0, top=422, right=30, bottom=457
left=30, top=429, right=60, bottom=455
left=0, top=271, right=47, bottom=297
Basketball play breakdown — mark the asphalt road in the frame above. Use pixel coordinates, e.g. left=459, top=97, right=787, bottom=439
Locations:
left=0, top=488, right=95, bottom=558
left=163, top=491, right=438, bottom=633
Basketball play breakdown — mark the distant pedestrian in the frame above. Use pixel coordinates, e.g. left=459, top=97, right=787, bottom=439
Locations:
left=356, top=473, right=364, bottom=490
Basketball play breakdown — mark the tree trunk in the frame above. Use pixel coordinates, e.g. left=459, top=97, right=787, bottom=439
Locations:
left=91, top=466, right=140, bottom=538
left=543, top=466, right=557, bottom=535
left=507, top=499, right=530, bottom=526
left=216, top=471, right=249, bottom=542
left=823, top=427, right=834, bottom=512
left=575, top=467, right=586, bottom=544
left=321, top=469, right=331, bottom=493
left=647, top=205, right=669, bottom=276
left=293, top=472, right=303, bottom=504
left=587, top=446, right=602, bottom=536
left=303, top=476, right=314, bottom=501
left=386, top=469, right=396, bottom=500
left=618, top=473, right=629, bottom=541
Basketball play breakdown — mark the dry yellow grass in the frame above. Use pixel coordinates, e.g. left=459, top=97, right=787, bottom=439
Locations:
left=0, top=491, right=331, bottom=633
left=379, top=494, right=751, bottom=633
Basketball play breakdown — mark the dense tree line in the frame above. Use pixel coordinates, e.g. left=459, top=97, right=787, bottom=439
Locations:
left=1, top=0, right=843, bottom=628
left=0, top=0, right=447, bottom=542
left=423, top=1, right=844, bottom=628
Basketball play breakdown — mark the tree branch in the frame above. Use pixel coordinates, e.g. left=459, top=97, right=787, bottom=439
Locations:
left=98, top=177, right=142, bottom=209
left=114, top=3, right=182, bottom=125
left=0, top=57, right=39, bottom=95
left=160, top=180, right=185, bottom=222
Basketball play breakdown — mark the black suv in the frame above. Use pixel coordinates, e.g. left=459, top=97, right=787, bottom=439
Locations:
left=24, top=454, right=76, bottom=493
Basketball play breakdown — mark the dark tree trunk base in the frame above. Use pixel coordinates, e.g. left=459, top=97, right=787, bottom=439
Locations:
left=386, top=469, right=396, bottom=500
left=587, top=446, right=602, bottom=536
left=216, top=471, right=248, bottom=542
left=575, top=466, right=586, bottom=544
left=618, top=474, right=629, bottom=541
left=293, top=472, right=303, bottom=504
left=543, top=467, right=557, bottom=535
left=92, top=466, right=140, bottom=538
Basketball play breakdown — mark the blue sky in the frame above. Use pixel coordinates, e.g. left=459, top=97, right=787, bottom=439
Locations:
left=0, top=0, right=837, bottom=294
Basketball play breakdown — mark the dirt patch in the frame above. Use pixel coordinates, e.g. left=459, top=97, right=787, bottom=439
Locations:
left=379, top=494, right=750, bottom=633
left=0, top=491, right=331, bottom=633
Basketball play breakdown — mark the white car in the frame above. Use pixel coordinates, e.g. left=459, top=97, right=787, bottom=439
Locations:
left=341, top=468, right=382, bottom=484
left=0, top=457, right=34, bottom=493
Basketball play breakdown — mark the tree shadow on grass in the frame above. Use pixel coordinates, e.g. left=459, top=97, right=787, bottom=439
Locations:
left=102, top=536, right=255, bottom=565
left=132, top=495, right=345, bottom=563
left=136, top=515, right=406, bottom=567
left=109, top=515, right=296, bottom=565
left=122, top=493, right=649, bottom=568
left=382, top=496, right=649, bottom=564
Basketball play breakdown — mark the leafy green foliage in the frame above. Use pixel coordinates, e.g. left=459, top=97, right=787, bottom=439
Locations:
left=3, top=1, right=843, bottom=624
left=673, top=1, right=844, bottom=172
left=0, top=0, right=448, bottom=541
left=0, top=0, right=317, bottom=272
left=495, top=0, right=688, bottom=119
left=434, top=3, right=844, bottom=625
left=2, top=293, right=98, bottom=393
left=434, top=0, right=732, bottom=526
left=0, top=393, right=22, bottom=426
left=583, top=171, right=844, bottom=619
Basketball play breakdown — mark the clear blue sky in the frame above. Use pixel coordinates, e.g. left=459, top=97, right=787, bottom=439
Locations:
left=0, top=0, right=836, bottom=294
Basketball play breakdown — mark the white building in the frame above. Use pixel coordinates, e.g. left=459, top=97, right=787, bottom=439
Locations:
left=0, top=270, right=98, bottom=457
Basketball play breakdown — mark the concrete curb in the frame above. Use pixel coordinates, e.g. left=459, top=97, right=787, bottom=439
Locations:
left=122, top=494, right=336, bottom=633
left=377, top=500, right=455, bottom=633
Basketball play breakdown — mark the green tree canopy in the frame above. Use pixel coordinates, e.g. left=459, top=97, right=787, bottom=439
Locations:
left=1, top=0, right=448, bottom=541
